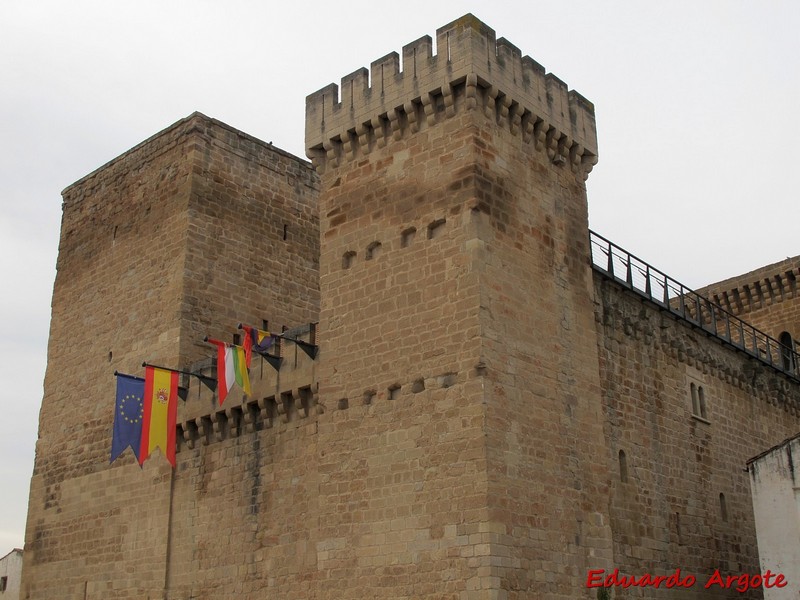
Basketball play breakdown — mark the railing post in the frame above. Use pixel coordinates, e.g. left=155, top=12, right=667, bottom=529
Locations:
left=587, top=229, right=798, bottom=382
left=709, top=302, right=717, bottom=334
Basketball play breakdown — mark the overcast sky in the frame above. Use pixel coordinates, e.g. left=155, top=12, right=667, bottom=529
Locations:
left=1, top=1, right=798, bottom=551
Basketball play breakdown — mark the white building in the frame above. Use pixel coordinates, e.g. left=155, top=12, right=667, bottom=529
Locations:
left=748, top=433, right=800, bottom=600
left=0, top=549, right=22, bottom=600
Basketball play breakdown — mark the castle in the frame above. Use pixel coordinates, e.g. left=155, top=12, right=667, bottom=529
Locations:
left=21, top=14, right=800, bottom=599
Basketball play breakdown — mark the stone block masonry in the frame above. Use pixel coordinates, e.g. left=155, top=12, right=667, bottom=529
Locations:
left=596, top=272, right=800, bottom=599
left=22, top=112, right=319, bottom=599
left=21, top=13, right=800, bottom=600
left=694, top=256, right=800, bottom=344
left=306, top=14, right=597, bottom=180
left=307, top=13, right=612, bottom=597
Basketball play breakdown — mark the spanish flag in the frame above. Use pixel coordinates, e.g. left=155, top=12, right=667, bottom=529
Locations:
left=139, top=366, right=178, bottom=467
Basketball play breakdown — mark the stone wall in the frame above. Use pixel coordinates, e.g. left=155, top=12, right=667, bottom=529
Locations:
left=22, top=113, right=319, bottom=599
left=695, top=256, right=800, bottom=343
left=21, top=13, right=800, bottom=600
left=596, top=272, right=800, bottom=598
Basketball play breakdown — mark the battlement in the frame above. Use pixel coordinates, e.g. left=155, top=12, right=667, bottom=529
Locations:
left=695, top=255, right=800, bottom=317
left=305, top=14, right=597, bottom=176
left=176, top=325, right=320, bottom=451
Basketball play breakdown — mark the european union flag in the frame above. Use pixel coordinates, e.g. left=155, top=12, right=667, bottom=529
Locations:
left=111, top=373, right=145, bottom=464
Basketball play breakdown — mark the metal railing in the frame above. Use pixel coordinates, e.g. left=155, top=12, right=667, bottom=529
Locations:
left=589, top=230, right=799, bottom=380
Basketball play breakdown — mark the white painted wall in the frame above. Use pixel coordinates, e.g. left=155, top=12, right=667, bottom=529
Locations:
left=0, top=548, right=22, bottom=600
left=749, top=434, right=800, bottom=600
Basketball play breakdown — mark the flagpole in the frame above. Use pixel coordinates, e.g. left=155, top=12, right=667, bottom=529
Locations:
left=163, top=464, right=176, bottom=597
left=141, top=362, right=215, bottom=382
left=113, top=370, right=145, bottom=382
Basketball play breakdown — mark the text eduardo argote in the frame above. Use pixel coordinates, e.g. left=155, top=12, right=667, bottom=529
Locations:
left=586, top=568, right=788, bottom=593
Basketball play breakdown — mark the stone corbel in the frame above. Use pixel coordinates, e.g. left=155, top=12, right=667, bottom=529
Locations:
left=508, top=101, right=521, bottom=136
left=256, top=396, right=271, bottom=429
left=403, top=101, right=419, bottom=134
left=521, top=111, right=535, bottom=144
left=465, top=74, right=478, bottom=111
left=497, top=93, right=511, bottom=126
left=545, top=127, right=559, bottom=162
left=182, top=420, right=197, bottom=450
left=442, top=81, right=455, bottom=118
left=372, top=116, right=387, bottom=148
left=198, top=417, right=211, bottom=446
left=533, top=119, right=547, bottom=152
left=225, top=407, right=240, bottom=438
left=276, top=394, right=291, bottom=424
left=484, top=86, right=499, bottom=120
left=421, top=93, right=436, bottom=127
left=356, top=122, right=371, bottom=155
left=342, top=130, right=355, bottom=161
left=388, top=109, right=402, bottom=142
left=323, top=139, right=338, bottom=170
left=580, top=152, right=598, bottom=181
left=210, top=411, right=225, bottom=442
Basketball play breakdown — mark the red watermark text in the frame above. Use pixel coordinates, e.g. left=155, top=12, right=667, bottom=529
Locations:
left=586, top=568, right=787, bottom=593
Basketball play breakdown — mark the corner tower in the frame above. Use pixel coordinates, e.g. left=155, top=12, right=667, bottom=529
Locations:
left=307, top=14, right=612, bottom=597
left=23, top=114, right=319, bottom=599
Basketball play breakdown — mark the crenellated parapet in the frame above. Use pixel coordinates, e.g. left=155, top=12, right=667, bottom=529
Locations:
left=695, top=257, right=800, bottom=318
left=305, top=14, right=598, bottom=178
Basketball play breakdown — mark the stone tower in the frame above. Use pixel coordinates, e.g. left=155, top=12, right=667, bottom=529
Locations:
left=306, top=14, right=613, bottom=596
left=22, top=114, right=319, bottom=599
left=23, top=12, right=800, bottom=600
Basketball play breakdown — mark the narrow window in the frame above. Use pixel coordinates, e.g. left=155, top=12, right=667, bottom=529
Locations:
left=342, top=251, right=356, bottom=269
left=388, top=384, right=401, bottom=400
left=401, top=227, right=416, bottom=248
left=719, top=493, right=728, bottom=522
left=365, top=241, right=382, bottom=260
left=283, top=224, right=288, bottom=240
left=690, top=382, right=699, bottom=415
left=0, top=575, right=7, bottom=591
left=427, top=218, right=446, bottom=240
left=618, top=450, right=628, bottom=483
left=363, top=390, right=376, bottom=405
left=698, top=386, right=707, bottom=419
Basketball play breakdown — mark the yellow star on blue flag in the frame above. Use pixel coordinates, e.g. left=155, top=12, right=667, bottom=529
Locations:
left=111, top=373, right=145, bottom=463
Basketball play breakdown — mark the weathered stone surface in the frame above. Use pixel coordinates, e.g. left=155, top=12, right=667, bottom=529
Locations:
left=22, top=14, right=800, bottom=600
